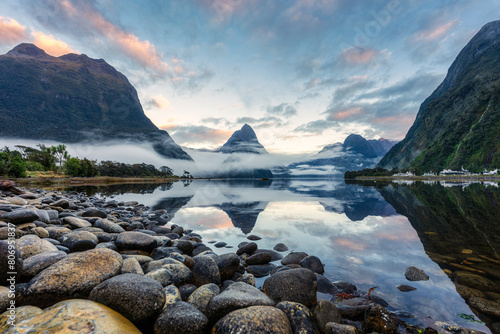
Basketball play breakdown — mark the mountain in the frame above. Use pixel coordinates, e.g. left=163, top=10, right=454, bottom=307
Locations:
left=379, top=20, right=500, bottom=172
left=0, top=43, right=192, bottom=160
left=288, top=134, right=397, bottom=177
left=218, top=124, right=267, bottom=154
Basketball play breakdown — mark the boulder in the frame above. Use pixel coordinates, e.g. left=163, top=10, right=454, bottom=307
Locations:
left=16, top=235, right=58, bottom=259
left=216, top=253, right=240, bottom=281
left=192, top=255, right=221, bottom=286
left=300, top=256, right=324, bottom=274
left=281, top=251, right=308, bottom=265
left=95, top=219, right=126, bottom=233
left=21, top=251, right=67, bottom=278
left=312, top=300, right=342, bottom=332
left=236, top=242, right=258, bottom=255
left=263, top=268, right=317, bottom=307
left=276, top=301, right=318, bottom=334
left=154, top=301, right=208, bottom=334
left=0, top=209, right=39, bottom=225
left=213, top=306, right=292, bottom=334
left=187, top=283, right=220, bottom=314
left=82, top=209, right=108, bottom=218
left=62, top=216, right=92, bottom=229
left=246, top=252, right=272, bottom=265
left=115, top=231, right=157, bottom=253
left=59, top=230, right=98, bottom=252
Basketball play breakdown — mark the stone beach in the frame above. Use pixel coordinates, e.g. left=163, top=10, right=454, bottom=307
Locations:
left=0, top=185, right=485, bottom=333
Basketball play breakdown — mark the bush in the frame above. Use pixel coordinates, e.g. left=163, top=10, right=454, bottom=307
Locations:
left=26, top=161, right=45, bottom=171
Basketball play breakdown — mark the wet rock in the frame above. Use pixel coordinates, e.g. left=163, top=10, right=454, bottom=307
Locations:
left=282, top=251, right=308, bottom=265
left=0, top=305, right=44, bottom=331
left=274, top=243, right=289, bottom=252
left=364, top=304, right=397, bottom=334
left=208, top=282, right=275, bottom=320
left=30, top=226, right=49, bottom=238
left=89, top=273, right=165, bottom=324
left=158, top=263, right=193, bottom=285
left=397, top=284, right=417, bottom=292
left=17, top=248, right=123, bottom=308
left=21, top=250, right=67, bottom=278
left=17, top=235, right=58, bottom=259
left=333, top=281, right=357, bottom=294
left=276, top=301, right=318, bottom=334
left=468, top=296, right=500, bottom=317
left=452, top=271, right=496, bottom=290
left=216, top=253, right=241, bottom=281
left=59, top=230, right=98, bottom=252
left=146, top=268, right=174, bottom=286
left=179, top=284, right=198, bottom=301
left=213, top=306, right=292, bottom=334
left=95, top=219, right=126, bottom=233
left=96, top=241, right=118, bottom=251
left=316, top=274, right=338, bottom=295
left=404, top=266, right=429, bottom=281
left=5, top=299, right=141, bottom=333
left=82, top=208, right=107, bottom=218
left=300, top=256, right=324, bottom=274
left=62, top=216, right=91, bottom=229
left=45, top=226, right=71, bottom=239
left=188, top=283, right=220, bottom=314
left=192, top=255, right=221, bottom=286
left=0, top=240, right=23, bottom=284
left=247, top=234, right=262, bottom=240
left=325, top=322, right=358, bottom=334
left=246, top=252, right=272, bottom=265
left=214, top=242, right=227, bottom=248
left=235, top=273, right=256, bottom=286
left=312, top=300, right=342, bottom=332
left=0, top=287, right=9, bottom=313
left=115, top=231, right=157, bottom=253
left=263, top=268, right=317, bottom=307
left=154, top=301, right=208, bottom=334
left=253, top=248, right=284, bottom=261
left=236, top=242, right=258, bottom=256
left=164, top=285, right=181, bottom=308
left=176, top=240, right=194, bottom=255
left=246, top=264, right=276, bottom=277
left=1, top=209, right=39, bottom=225
left=121, top=257, right=144, bottom=275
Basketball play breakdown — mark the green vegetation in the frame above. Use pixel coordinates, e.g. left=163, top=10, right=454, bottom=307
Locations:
left=344, top=167, right=396, bottom=179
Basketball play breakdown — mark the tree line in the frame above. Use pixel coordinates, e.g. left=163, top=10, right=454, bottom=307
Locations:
left=0, top=144, right=189, bottom=178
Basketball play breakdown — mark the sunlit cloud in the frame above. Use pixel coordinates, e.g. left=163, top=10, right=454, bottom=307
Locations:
left=161, top=124, right=233, bottom=148
left=31, top=31, right=75, bottom=56
left=0, top=17, right=28, bottom=44
left=147, top=95, right=171, bottom=109
left=340, top=47, right=378, bottom=65
left=412, top=19, right=460, bottom=42
left=328, top=107, right=364, bottom=121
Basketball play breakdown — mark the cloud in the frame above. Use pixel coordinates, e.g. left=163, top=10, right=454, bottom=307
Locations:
left=146, top=95, right=171, bottom=110
left=339, top=47, right=378, bottom=65
left=412, top=19, right=460, bottom=42
left=294, top=120, right=337, bottom=135
left=0, top=17, right=28, bottom=44
left=161, top=124, right=232, bottom=148
left=31, top=31, right=75, bottom=56
left=265, top=102, right=297, bottom=117
left=327, top=107, right=364, bottom=121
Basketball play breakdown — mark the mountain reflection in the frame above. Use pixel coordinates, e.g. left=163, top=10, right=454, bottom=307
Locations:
left=378, top=182, right=500, bottom=330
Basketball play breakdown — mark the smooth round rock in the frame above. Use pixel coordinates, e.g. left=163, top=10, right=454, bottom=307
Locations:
left=0, top=240, right=23, bottom=284
left=4, top=299, right=141, bottom=333
left=31, top=227, right=49, bottom=238
left=192, top=255, right=221, bottom=286
left=281, top=252, right=308, bottom=265
left=17, top=235, right=58, bottom=259
left=0, top=305, right=44, bottom=332
left=312, top=300, right=342, bottom=332
left=59, top=231, right=98, bottom=252
left=247, top=235, right=262, bottom=240
left=187, top=283, right=220, bottom=314
left=263, top=268, right=317, bottom=307
left=89, top=273, right=165, bottom=324
left=115, top=231, right=157, bottom=253
left=216, top=253, right=240, bottom=281
left=82, top=209, right=108, bottom=218
left=146, top=269, right=174, bottom=286
left=246, top=252, right=272, bottom=265
left=22, top=250, right=67, bottom=278
left=176, top=240, right=194, bottom=255
left=300, top=256, right=324, bottom=274
left=468, top=296, right=500, bottom=317
left=236, top=242, right=258, bottom=256
left=274, top=243, right=289, bottom=252
left=62, top=216, right=92, bottom=229
left=213, top=306, right=292, bottom=334
left=277, top=301, right=318, bottom=334
left=325, top=322, right=358, bottom=334
left=1, top=209, right=39, bottom=225
left=164, top=285, right=181, bottom=308
left=253, top=249, right=283, bottom=261
left=246, top=264, right=276, bottom=277
left=45, top=226, right=71, bottom=239
left=154, top=301, right=208, bottom=334
left=404, top=266, right=429, bottom=281
left=121, top=257, right=144, bottom=275
left=17, top=248, right=123, bottom=308
left=95, top=219, right=126, bottom=233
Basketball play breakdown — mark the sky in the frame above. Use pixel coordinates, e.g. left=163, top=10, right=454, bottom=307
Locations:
left=0, top=0, right=499, bottom=154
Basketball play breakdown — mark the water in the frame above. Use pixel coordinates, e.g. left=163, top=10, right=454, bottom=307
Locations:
left=66, top=178, right=500, bottom=333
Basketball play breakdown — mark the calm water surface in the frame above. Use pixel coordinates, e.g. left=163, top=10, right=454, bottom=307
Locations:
left=68, top=179, right=500, bottom=333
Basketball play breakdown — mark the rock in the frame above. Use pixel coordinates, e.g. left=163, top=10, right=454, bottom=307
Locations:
left=312, top=300, right=342, bottom=332
left=246, top=252, right=272, bottom=265
left=468, top=296, right=500, bottom=317
left=0, top=286, right=9, bottom=313
left=154, top=301, right=208, bottom=334
left=247, top=234, right=262, bottom=240
left=236, top=242, right=258, bottom=255
left=235, top=273, right=256, bottom=286
left=263, top=268, right=317, bottom=307
left=208, top=282, right=275, bottom=320
left=161, top=263, right=194, bottom=285
left=89, top=273, right=165, bottom=324
left=213, top=306, right=292, bottom=334
left=253, top=248, right=284, bottom=261
left=30, top=226, right=49, bottom=238
left=274, top=243, right=289, bottom=252
left=452, top=271, right=496, bottom=290
left=325, top=322, right=358, bottom=334
left=192, top=255, right=221, bottom=286
left=121, top=257, right=144, bottom=275
left=1, top=209, right=39, bottom=225
left=82, top=208, right=108, bottom=218
left=316, top=274, right=338, bottom=294
left=364, top=304, right=397, bottom=334
left=21, top=250, right=67, bottom=278
left=179, top=284, right=198, bottom=301
left=62, top=216, right=92, bottom=228
left=276, top=301, right=318, bottom=334
left=164, top=285, right=181, bottom=308
left=216, top=253, right=241, bottom=281
left=96, top=241, right=118, bottom=251
left=404, top=266, right=429, bottom=281
left=0, top=305, right=44, bottom=332
left=146, top=269, right=174, bottom=286
left=176, top=240, right=194, bottom=255
left=397, top=284, right=417, bottom=292
left=51, top=199, right=69, bottom=209
left=59, top=230, right=98, bottom=252
left=214, top=242, right=227, bottom=248
left=45, top=226, right=71, bottom=239
left=7, top=197, right=28, bottom=206
left=95, top=218, right=126, bottom=233
left=16, top=235, right=58, bottom=259
left=246, top=264, right=276, bottom=277
left=115, top=231, right=157, bottom=253
left=0, top=240, right=23, bottom=284
left=282, top=251, right=308, bottom=265
left=4, top=299, right=141, bottom=333
left=300, top=256, right=324, bottom=274
left=187, top=283, right=220, bottom=314
left=17, top=248, right=123, bottom=308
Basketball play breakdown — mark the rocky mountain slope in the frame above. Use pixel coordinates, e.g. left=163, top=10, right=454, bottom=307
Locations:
left=217, top=124, right=267, bottom=154
left=0, top=43, right=191, bottom=160
left=379, top=20, right=500, bottom=172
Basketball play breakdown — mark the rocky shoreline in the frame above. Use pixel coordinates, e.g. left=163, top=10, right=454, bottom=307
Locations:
left=0, top=185, right=484, bottom=333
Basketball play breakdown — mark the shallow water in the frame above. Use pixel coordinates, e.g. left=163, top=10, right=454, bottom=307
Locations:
left=66, top=178, right=500, bottom=333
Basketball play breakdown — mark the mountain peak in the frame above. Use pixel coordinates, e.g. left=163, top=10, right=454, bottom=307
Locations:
left=218, top=124, right=267, bottom=154
left=7, top=43, right=52, bottom=59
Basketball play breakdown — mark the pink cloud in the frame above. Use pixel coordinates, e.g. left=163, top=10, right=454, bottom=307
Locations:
left=31, top=31, right=76, bottom=56
left=0, top=17, right=28, bottom=44
left=339, top=47, right=378, bottom=65
left=413, top=19, right=460, bottom=42
left=328, top=107, right=364, bottom=120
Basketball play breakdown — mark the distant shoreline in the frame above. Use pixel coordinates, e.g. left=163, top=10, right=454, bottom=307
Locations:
left=354, top=175, right=500, bottom=182
left=13, top=176, right=186, bottom=186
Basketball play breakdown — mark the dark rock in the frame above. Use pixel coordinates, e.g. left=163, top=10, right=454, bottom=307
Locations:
left=192, top=255, right=221, bottom=286
left=0, top=240, right=23, bottom=284
left=150, top=246, right=180, bottom=260
left=214, top=242, right=227, bottom=248
left=333, top=281, right=357, bottom=294
left=82, top=208, right=108, bottom=218
left=17, top=235, right=58, bottom=259
left=397, top=284, right=417, bottom=292
left=216, top=253, right=241, bottom=281
left=154, top=301, right=208, bottom=334
left=316, top=274, right=339, bottom=294
left=51, top=199, right=69, bottom=209
left=365, top=304, right=397, bottom=334
left=263, top=268, right=317, bottom=307
left=325, top=322, right=358, bottom=334
left=96, top=241, right=118, bottom=251
left=281, top=251, right=308, bottom=265
left=45, top=226, right=71, bottom=240
left=176, top=240, right=194, bottom=255
left=164, top=285, right=181, bottom=307
left=213, top=306, right=292, bottom=334
left=336, top=305, right=370, bottom=320
left=246, top=252, right=272, bottom=265
left=312, top=300, right=342, bottom=332
left=95, top=219, right=126, bottom=233
left=300, top=256, right=324, bottom=274
left=179, top=284, right=198, bottom=301
left=236, top=242, right=258, bottom=255
left=121, top=257, right=144, bottom=275
left=187, top=283, right=220, bottom=314
left=115, top=231, right=157, bottom=253
left=62, top=216, right=91, bottom=228
left=404, top=266, right=429, bottom=281
left=246, top=264, right=276, bottom=277
left=253, top=248, right=283, bottom=261
left=146, top=268, right=174, bottom=286
left=276, top=301, right=318, bottom=334
left=161, top=263, right=194, bottom=285
left=247, top=234, right=261, bottom=240
left=192, top=244, right=212, bottom=256
left=21, top=250, right=67, bottom=278
left=89, top=273, right=165, bottom=324
left=59, top=230, right=98, bottom=252
left=468, top=296, right=500, bottom=317
left=1, top=209, right=39, bottom=225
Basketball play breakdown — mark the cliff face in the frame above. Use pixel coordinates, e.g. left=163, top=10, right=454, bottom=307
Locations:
left=218, top=124, right=268, bottom=155
left=0, top=43, right=192, bottom=160
left=379, top=20, right=500, bottom=172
